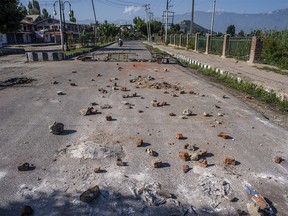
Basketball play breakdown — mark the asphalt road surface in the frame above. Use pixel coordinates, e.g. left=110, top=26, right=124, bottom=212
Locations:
left=0, top=41, right=287, bottom=216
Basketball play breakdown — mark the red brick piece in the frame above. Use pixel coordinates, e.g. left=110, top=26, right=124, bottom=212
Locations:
left=182, top=164, right=189, bottom=173
left=199, top=159, right=208, bottom=168
left=184, top=144, right=189, bottom=149
left=176, top=133, right=184, bottom=139
left=274, top=156, right=282, bottom=164
left=224, top=157, right=236, bottom=165
left=179, top=152, right=190, bottom=161
left=218, top=132, right=229, bottom=139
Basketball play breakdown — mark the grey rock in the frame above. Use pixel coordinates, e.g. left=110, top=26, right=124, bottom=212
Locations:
left=49, top=122, right=64, bottom=135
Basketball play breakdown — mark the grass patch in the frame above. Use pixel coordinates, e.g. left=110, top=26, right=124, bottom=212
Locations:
left=256, top=66, right=288, bottom=76
left=181, top=60, right=288, bottom=112
left=64, top=42, right=115, bottom=56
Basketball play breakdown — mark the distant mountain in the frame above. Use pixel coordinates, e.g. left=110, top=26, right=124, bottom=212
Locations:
left=78, top=8, right=288, bottom=33
left=174, top=8, right=288, bottom=33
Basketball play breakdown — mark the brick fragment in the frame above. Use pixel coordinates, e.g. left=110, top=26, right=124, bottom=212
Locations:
left=182, top=164, right=189, bottom=173
left=176, top=133, right=184, bottom=139
left=120, top=86, right=127, bottom=91
left=218, top=131, right=229, bottom=139
left=184, top=144, right=189, bottom=149
left=179, top=152, right=190, bottom=161
left=224, top=157, right=236, bottom=165
left=199, top=159, right=208, bottom=168
left=274, top=156, right=282, bottom=164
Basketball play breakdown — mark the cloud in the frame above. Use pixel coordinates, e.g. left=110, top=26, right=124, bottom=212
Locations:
left=207, top=8, right=225, bottom=13
left=123, top=6, right=142, bottom=14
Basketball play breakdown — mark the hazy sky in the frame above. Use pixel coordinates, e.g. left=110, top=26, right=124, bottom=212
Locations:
left=19, top=0, right=288, bottom=22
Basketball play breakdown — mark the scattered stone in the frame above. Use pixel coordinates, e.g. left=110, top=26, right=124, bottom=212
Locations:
left=217, top=113, right=224, bottom=116
left=245, top=95, right=253, bottom=100
left=116, top=158, right=124, bottom=166
left=98, top=88, right=108, bottom=94
left=159, top=101, right=167, bottom=106
left=21, top=205, right=33, bottom=216
left=179, top=152, right=190, bottom=161
left=49, top=122, right=64, bottom=135
left=135, top=138, right=143, bottom=147
left=199, top=159, right=208, bottom=168
left=90, top=102, right=97, bottom=106
left=163, top=91, right=169, bottom=94
left=106, top=115, right=112, bottom=121
left=94, top=166, right=101, bottom=173
left=80, top=185, right=100, bottom=203
left=97, top=74, right=102, bottom=77
left=218, top=132, right=230, bottom=139
left=151, top=159, right=162, bottom=168
left=57, top=91, right=65, bottom=95
left=163, top=68, right=168, bottom=72
left=179, top=90, right=185, bottom=94
left=274, top=156, right=282, bottom=164
left=117, top=67, right=123, bottom=71
left=138, top=110, right=143, bottom=113
left=146, top=148, right=157, bottom=156
left=176, top=133, right=184, bottom=139
left=100, top=104, right=112, bottom=109
left=80, top=107, right=97, bottom=116
left=171, top=93, right=178, bottom=97
left=91, top=78, right=95, bottom=81
left=214, top=104, right=221, bottom=109
left=190, top=152, right=199, bottom=161
left=182, top=164, right=189, bottom=173
left=197, top=149, right=207, bottom=156
left=151, top=100, right=159, bottom=107
left=203, top=112, right=210, bottom=117
left=51, top=81, right=58, bottom=84
left=224, top=157, right=236, bottom=165
left=184, top=144, right=189, bottom=149
left=70, top=83, right=77, bottom=86
left=179, top=115, right=188, bottom=119
left=183, top=109, right=193, bottom=116
left=189, top=91, right=196, bottom=95
left=121, top=86, right=127, bottom=91
left=17, top=163, right=35, bottom=171
left=169, top=113, right=176, bottom=116
left=72, top=70, right=77, bottom=73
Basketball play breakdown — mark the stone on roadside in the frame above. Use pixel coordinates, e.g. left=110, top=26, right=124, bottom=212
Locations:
left=120, top=86, right=127, bottom=91
left=179, top=152, right=190, bottom=161
left=190, top=152, right=199, bottom=161
left=180, top=90, right=185, bottom=94
left=176, top=133, right=184, bottom=139
left=199, top=159, right=208, bottom=168
left=151, top=159, right=162, bottom=168
left=179, top=115, right=188, bottom=119
left=169, top=113, right=176, bottom=116
left=198, top=149, right=207, bottom=156
left=116, top=158, right=124, bottom=166
left=203, top=112, right=210, bottom=117
left=274, top=156, right=282, bottom=164
left=49, top=122, right=64, bottom=135
left=146, top=148, right=157, bottom=156
left=70, top=83, right=77, bottom=86
left=183, top=109, right=193, bottom=116
left=135, top=138, right=143, bottom=147
left=51, top=81, right=58, bottom=84
left=224, top=157, right=236, bottom=165
left=94, top=166, right=101, bottom=173
left=80, top=185, right=100, bottom=203
left=72, top=70, right=77, bottom=73
left=80, top=107, right=97, bottom=116
left=57, top=91, right=65, bottom=95
left=218, top=131, right=229, bottom=139
left=106, top=115, right=112, bottom=121
left=182, top=164, right=189, bottom=173
left=100, top=104, right=112, bottom=109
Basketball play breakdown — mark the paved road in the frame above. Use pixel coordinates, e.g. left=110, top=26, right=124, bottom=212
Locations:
left=0, top=41, right=287, bottom=215
left=149, top=43, right=288, bottom=101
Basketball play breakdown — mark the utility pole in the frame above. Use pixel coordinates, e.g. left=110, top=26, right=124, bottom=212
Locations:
left=91, top=0, right=97, bottom=44
left=144, top=4, right=151, bottom=42
left=58, top=0, right=64, bottom=51
left=165, top=0, right=168, bottom=45
left=210, top=0, right=216, bottom=35
left=190, top=0, right=194, bottom=34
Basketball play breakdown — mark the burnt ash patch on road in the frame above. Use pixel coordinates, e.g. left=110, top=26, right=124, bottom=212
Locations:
left=0, top=77, right=36, bottom=88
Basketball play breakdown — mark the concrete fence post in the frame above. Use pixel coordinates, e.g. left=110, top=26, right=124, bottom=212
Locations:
left=248, top=36, right=263, bottom=63
left=179, top=34, right=183, bottom=47
left=174, top=34, right=176, bottom=46
left=205, top=34, right=211, bottom=54
left=221, top=34, right=230, bottom=58
left=170, top=34, right=172, bottom=45
left=186, top=34, right=189, bottom=50
left=195, top=33, right=199, bottom=52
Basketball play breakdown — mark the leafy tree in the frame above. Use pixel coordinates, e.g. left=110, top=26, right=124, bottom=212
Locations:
left=226, top=24, right=235, bottom=37
left=133, top=16, right=147, bottom=35
left=250, top=29, right=262, bottom=37
left=238, top=30, right=245, bottom=37
left=28, top=0, right=40, bottom=15
left=42, top=8, right=49, bottom=19
left=150, top=20, right=162, bottom=34
left=0, top=0, right=26, bottom=33
left=19, top=3, right=28, bottom=16
left=169, top=23, right=181, bottom=34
